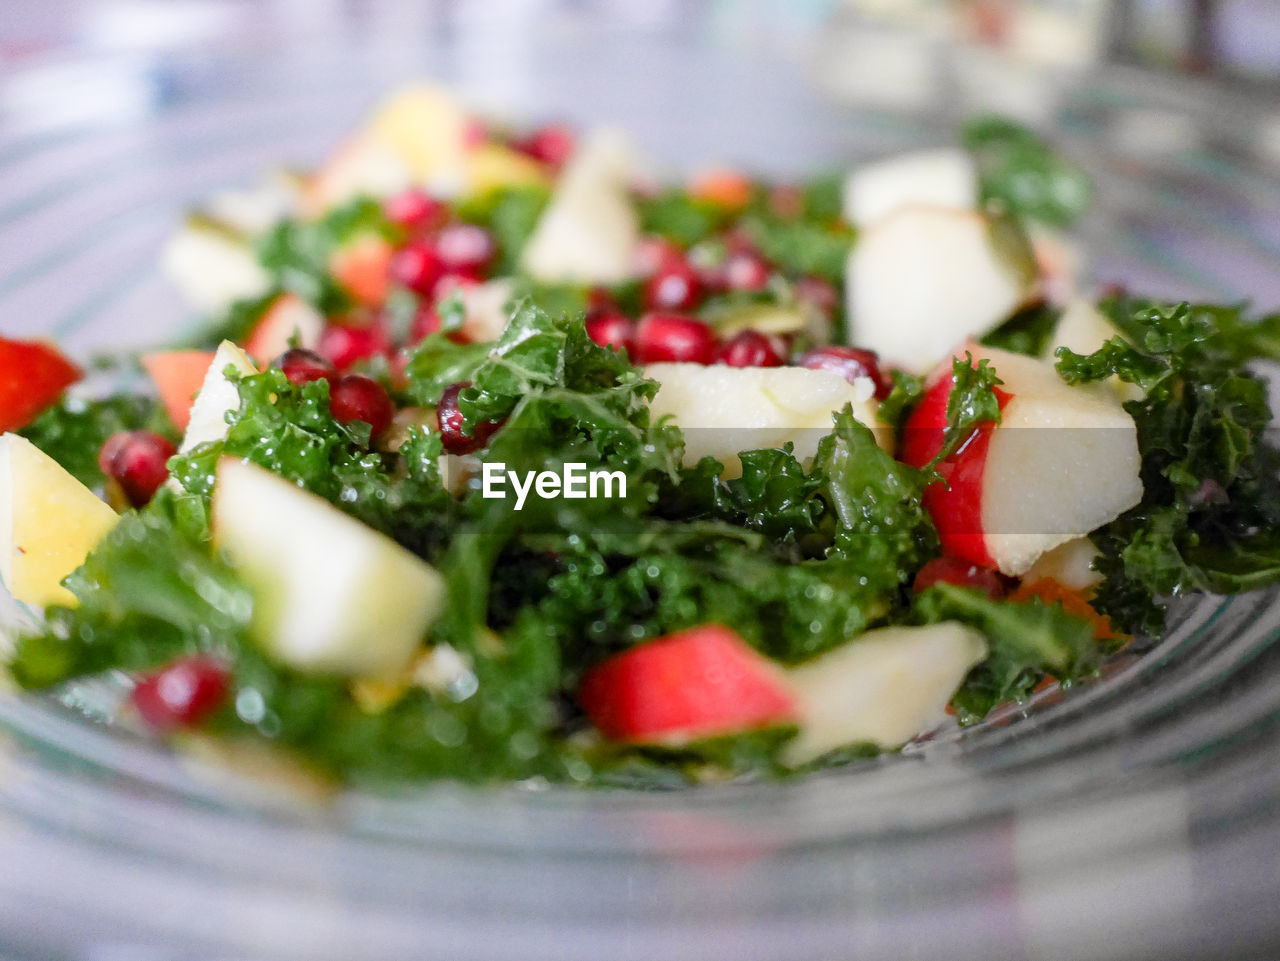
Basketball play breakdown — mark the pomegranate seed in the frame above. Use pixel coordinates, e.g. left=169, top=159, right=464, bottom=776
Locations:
left=585, top=310, right=635, bottom=354
left=798, top=346, right=892, bottom=399
left=430, top=270, right=481, bottom=303
left=276, top=347, right=334, bottom=385
left=132, top=656, right=229, bottom=732
left=643, top=258, right=703, bottom=312
left=437, top=382, right=502, bottom=455
left=410, top=305, right=470, bottom=345
left=633, top=313, right=717, bottom=364
left=99, top=430, right=175, bottom=507
left=715, top=330, right=783, bottom=367
left=463, top=118, right=489, bottom=149
left=389, top=240, right=445, bottom=295
left=317, top=321, right=391, bottom=370
left=515, top=123, right=575, bottom=168
left=913, top=556, right=1007, bottom=600
left=633, top=236, right=682, bottom=277
left=436, top=223, right=496, bottom=275
left=721, top=250, right=771, bottom=292
left=793, top=276, right=839, bottom=317
left=329, top=373, right=395, bottom=440
left=383, top=190, right=444, bottom=233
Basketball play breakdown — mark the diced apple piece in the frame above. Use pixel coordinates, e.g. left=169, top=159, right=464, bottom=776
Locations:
left=644, top=363, right=887, bottom=476
left=578, top=624, right=798, bottom=745
left=177, top=341, right=257, bottom=454
left=211, top=458, right=445, bottom=677
left=846, top=205, right=1038, bottom=373
left=366, top=85, right=470, bottom=195
left=466, top=143, right=550, bottom=194
left=0, top=337, right=81, bottom=433
left=141, top=350, right=216, bottom=433
left=458, top=278, right=516, bottom=343
left=900, top=345, right=1142, bottom=576
left=162, top=215, right=272, bottom=315
left=243, top=294, right=325, bottom=363
left=1022, top=536, right=1103, bottom=592
left=204, top=173, right=300, bottom=236
left=521, top=129, right=639, bottom=284
left=301, top=134, right=414, bottom=218
left=782, top=622, right=988, bottom=766
left=842, top=148, right=978, bottom=228
left=0, top=434, right=117, bottom=608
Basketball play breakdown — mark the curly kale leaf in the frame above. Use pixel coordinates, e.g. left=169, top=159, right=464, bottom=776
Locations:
left=256, top=197, right=393, bottom=314
left=168, top=367, right=452, bottom=558
left=962, top=115, right=1092, bottom=227
left=933, top=352, right=1004, bottom=466
left=1055, top=299, right=1280, bottom=635
left=912, top=583, right=1102, bottom=722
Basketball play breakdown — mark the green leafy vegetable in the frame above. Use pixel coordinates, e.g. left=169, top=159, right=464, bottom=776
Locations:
left=912, top=583, right=1102, bottom=722
left=963, top=115, right=1092, bottom=227
left=981, top=302, right=1062, bottom=357
left=1056, top=298, right=1280, bottom=634
left=934, top=352, right=1004, bottom=466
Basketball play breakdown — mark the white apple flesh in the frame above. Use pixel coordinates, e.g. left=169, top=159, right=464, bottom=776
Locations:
left=643, top=363, right=887, bottom=476
left=178, top=340, right=258, bottom=455
left=212, top=458, right=446, bottom=678
left=846, top=205, right=1039, bottom=373
left=782, top=622, right=988, bottom=766
left=973, top=345, right=1141, bottom=576
left=521, top=128, right=639, bottom=285
left=162, top=217, right=272, bottom=316
left=842, top=148, right=978, bottom=228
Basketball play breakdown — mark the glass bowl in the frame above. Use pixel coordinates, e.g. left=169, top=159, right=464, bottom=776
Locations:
left=2, top=7, right=1280, bottom=959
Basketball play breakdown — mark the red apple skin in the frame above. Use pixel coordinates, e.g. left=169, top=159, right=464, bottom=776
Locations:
left=898, top=356, right=1011, bottom=569
left=0, top=337, right=81, bottom=432
left=578, top=625, right=799, bottom=744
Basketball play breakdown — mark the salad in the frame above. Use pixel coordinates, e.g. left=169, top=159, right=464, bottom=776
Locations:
left=3, top=86, right=1280, bottom=788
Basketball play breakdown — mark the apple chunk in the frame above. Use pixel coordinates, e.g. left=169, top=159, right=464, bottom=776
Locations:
left=578, top=625, right=798, bottom=745
left=900, top=345, right=1142, bottom=576
left=842, top=148, right=978, bottom=228
left=644, top=363, right=887, bottom=476
left=244, top=294, right=324, bottom=364
left=782, top=622, right=988, bottom=766
left=521, top=129, right=638, bottom=284
left=212, top=458, right=445, bottom=678
left=846, top=205, right=1038, bottom=373
left=177, top=340, right=257, bottom=454
left=0, top=433, right=117, bottom=608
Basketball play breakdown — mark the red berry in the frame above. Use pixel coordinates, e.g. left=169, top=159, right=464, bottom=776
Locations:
left=329, top=373, right=395, bottom=440
left=913, top=556, right=1007, bottom=599
left=515, top=123, right=575, bottom=168
left=585, top=311, right=636, bottom=354
left=715, top=330, right=783, bottom=367
left=383, top=190, right=444, bottom=233
left=389, top=240, right=445, bottom=295
left=99, top=430, right=175, bottom=507
left=632, top=236, right=682, bottom=277
left=721, top=250, right=771, bottom=292
left=437, top=382, right=502, bottom=455
left=276, top=347, right=334, bottom=385
left=132, top=656, right=229, bottom=732
left=317, top=321, right=391, bottom=370
left=633, top=313, right=717, bottom=364
left=798, top=345, right=892, bottom=399
left=644, top=257, right=704, bottom=312
left=436, top=223, right=496, bottom=275
left=793, top=276, right=839, bottom=319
